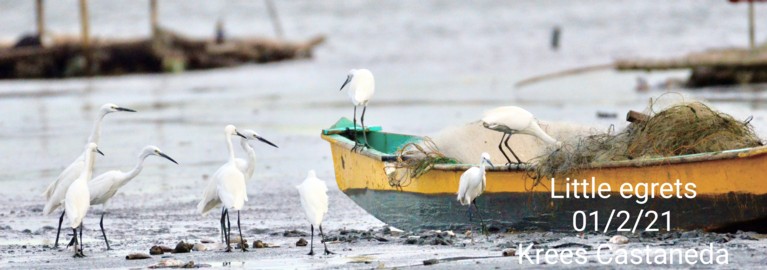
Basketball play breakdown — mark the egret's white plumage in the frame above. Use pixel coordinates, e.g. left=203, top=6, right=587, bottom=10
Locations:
left=89, top=146, right=178, bottom=206
left=481, top=106, right=560, bottom=164
left=296, top=170, right=333, bottom=255
left=341, top=69, right=375, bottom=106
left=197, top=125, right=247, bottom=215
left=457, top=153, right=493, bottom=205
left=64, top=143, right=101, bottom=257
left=296, top=170, right=329, bottom=227
left=43, top=103, right=136, bottom=215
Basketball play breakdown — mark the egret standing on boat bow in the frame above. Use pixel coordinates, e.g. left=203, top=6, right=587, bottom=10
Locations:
left=339, top=69, right=375, bottom=151
left=296, top=170, right=333, bottom=256
left=481, top=106, right=560, bottom=164
left=197, top=125, right=251, bottom=252
left=86, top=146, right=178, bottom=250
left=65, top=143, right=103, bottom=258
left=457, top=152, right=493, bottom=235
left=43, top=103, right=136, bottom=248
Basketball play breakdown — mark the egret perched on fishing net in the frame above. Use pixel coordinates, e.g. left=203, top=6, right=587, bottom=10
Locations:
left=481, top=106, right=560, bottom=164
left=339, top=68, right=375, bottom=151
left=43, top=103, right=135, bottom=248
left=296, top=170, right=334, bottom=256
left=65, top=143, right=103, bottom=258
left=83, top=146, right=178, bottom=250
left=457, top=152, right=493, bottom=236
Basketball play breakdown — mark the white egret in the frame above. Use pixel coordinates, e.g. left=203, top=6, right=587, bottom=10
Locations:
left=339, top=69, right=375, bottom=151
left=197, top=125, right=276, bottom=252
left=43, top=103, right=135, bottom=248
left=296, top=170, right=333, bottom=256
left=457, top=152, right=493, bottom=234
left=234, top=129, right=278, bottom=181
left=86, top=146, right=178, bottom=250
left=481, top=106, right=560, bottom=164
left=65, top=142, right=103, bottom=258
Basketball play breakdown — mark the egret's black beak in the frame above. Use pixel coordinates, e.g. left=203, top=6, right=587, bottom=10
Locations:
left=158, top=152, right=179, bottom=165
left=116, top=107, right=136, bottom=112
left=96, top=148, right=105, bottom=156
left=256, top=136, right=279, bottom=148
left=235, top=130, right=247, bottom=139
left=484, top=158, right=494, bottom=169
left=339, top=74, right=352, bottom=91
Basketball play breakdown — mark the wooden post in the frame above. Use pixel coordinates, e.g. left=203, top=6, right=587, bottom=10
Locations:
left=626, top=110, right=649, bottom=123
left=150, top=0, right=158, bottom=40
left=749, top=0, right=755, bottom=50
left=35, top=0, right=44, bottom=40
left=264, top=0, right=284, bottom=38
left=79, top=0, right=91, bottom=74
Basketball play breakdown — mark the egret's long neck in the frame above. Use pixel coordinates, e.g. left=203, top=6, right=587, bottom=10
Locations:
left=226, top=133, right=236, bottom=161
left=240, top=138, right=256, bottom=178
left=81, top=150, right=97, bottom=181
left=530, top=122, right=559, bottom=145
left=88, top=110, right=108, bottom=144
left=121, top=153, right=149, bottom=184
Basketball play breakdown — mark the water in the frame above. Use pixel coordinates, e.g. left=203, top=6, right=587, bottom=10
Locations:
left=2, top=1, right=767, bottom=268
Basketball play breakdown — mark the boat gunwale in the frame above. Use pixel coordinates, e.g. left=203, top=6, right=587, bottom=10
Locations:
left=321, top=130, right=767, bottom=171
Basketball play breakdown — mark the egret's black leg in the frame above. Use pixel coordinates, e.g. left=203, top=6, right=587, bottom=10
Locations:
left=78, top=225, right=86, bottom=257
left=220, top=207, right=226, bottom=243
left=319, top=225, right=334, bottom=255
left=504, top=134, right=522, bottom=164
left=351, top=106, right=361, bottom=152
left=360, top=105, right=370, bottom=149
left=66, top=234, right=76, bottom=247
left=307, top=225, right=314, bottom=256
left=72, top=228, right=82, bottom=258
left=225, top=209, right=232, bottom=252
left=99, top=212, right=111, bottom=250
left=54, top=210, right=65, bottom=248
left=472, top=199, right=487, bottom=235
left=498, top=133, right=512, bottom=165
left=237, top=211, right=247, bottom=252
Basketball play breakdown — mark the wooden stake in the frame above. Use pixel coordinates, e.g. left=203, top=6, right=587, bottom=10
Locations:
left=749, top=0, right=755, bottom=50
left=35, top=0, right=44, bottom=40
left=79, top=0, right=91, bottom=74
left=626, top=110, right=649, bottom=123
left=264, top=0, right=284, bottom=38
left=150, top=0, right=158, bottom=40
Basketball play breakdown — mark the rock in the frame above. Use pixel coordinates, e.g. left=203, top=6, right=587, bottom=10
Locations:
left=502, top=248, right=516, bottom=256
left=423, top=259, right=439, bottom=265
left=444, top=230, right=455, bottom=237
left=150, top=258, right=185, bottom=268
left=149, top=246, right=164, bottom=255
left=238, top=240, right=249, bottom=250
left=192, top=243, right=207, bottom=251
left=125, top=253, right=152, bottom=260
left=375, top=236, right=389, bottom=242
left=159, top=246, right=174, bottom=252
left=21, top=229, right=31, bottom=234
left=283, top=230, right=309, bottom=237
left=389, top=227, right=404, bottom=237
left=296, top=238, right=308, bottom=247
left=405, top=236, right=419, bottom=245
left=253, top=240, right=267, bottom=248
left=173, top=241, right=193, bottom=253
left=609, top=235, right=629, bottom=244
left=228, top=236, right=245, bottom=244
left=382, top=226, right=391, bottom=235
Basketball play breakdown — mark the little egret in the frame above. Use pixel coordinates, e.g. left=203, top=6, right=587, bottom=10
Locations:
left=296, top=170, right=333, bottom=256
left=197, top=125, right=250, bottom=252
left=481, top=106, right=560, bottom=164
left=457, top=152, right=493, bottom=235
left=43, top=103, right=135, bottom=248
left=234, top=129, right=278, bottom=180
left=339, top=69, right=375, bottom=151
left=65, top=142, right=103, bottom=258
left=86, top=146, right=178, bottom=250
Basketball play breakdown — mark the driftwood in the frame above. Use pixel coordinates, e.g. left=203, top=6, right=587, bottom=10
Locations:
left=0, top=28, right=325, bottom=79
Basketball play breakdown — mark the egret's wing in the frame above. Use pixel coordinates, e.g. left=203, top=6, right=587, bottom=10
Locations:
left=457, top=167, right=480, bottom=205
left=64, top=180, right=90, bottom=228
left=43, top=155, right=84, bottom=199
left=197, top=178, right=221, bottom=216
left=234, top=158, right=247, bottom=175
left=88, top=171, right=121, bottom=205
left=297, top=178, right=328, bottom=226
left=216, top=164, right=247, bottom=210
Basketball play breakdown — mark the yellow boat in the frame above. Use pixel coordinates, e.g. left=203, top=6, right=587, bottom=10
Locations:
left=321, top=118, right=767, bottom=232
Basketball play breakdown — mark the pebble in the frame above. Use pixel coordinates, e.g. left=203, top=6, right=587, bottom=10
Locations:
left=173, top=241, right=193, bottom=253
left=423, top=259, right=439, bottom=265
left=159, top=246, right=174, bottom=252
left=502, top=248, right=516, bottom=256
left=149, top=258, right=185, bottom=268
left=405, top=236, right=419, bottom=245
left=192, top=243, right=207, bottom=251
left=125, top=253, right=151, bottom=260
left=296, top=238, right=308, bottom=247
left=253, top=240, right=267, bottom=248
left=609, top=235, right=629, bottom=244
left=282, top=230, right=308, bottom=237
left=149, top=246, right=164, bottom=255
